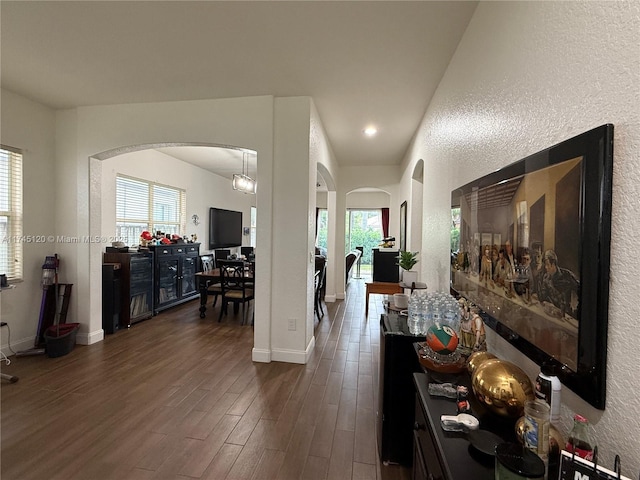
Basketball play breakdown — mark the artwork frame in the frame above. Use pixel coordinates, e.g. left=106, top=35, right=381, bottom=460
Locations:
left=400, top=201, right=407, bottom=252
left=450, top=124, right=613, bottom=409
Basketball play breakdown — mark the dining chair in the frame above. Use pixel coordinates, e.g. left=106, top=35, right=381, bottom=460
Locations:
left=217, top=259, right=254, bottom=325
left=314, top=256, right=327, bottom=320
left=200, top=255, right=214, bottom=272
left=200, top=255, right=222, bottom=307
left=214, top=249, right=231, bottom=268
left=240, top=246, right=254, bottom=258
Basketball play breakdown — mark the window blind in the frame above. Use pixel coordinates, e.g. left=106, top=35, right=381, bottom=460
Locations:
left=0, top=146, right=23, bottom=281
left=116, top=175, right=186, bottom=246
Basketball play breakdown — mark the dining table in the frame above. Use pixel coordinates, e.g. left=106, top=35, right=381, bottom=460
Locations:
left=195, top=266, right=254, bottom=318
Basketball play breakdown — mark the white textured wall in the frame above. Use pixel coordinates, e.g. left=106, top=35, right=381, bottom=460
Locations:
left=100, top=149, right=255, bottom=253
left=346, top=191, right=390, bottom=209
left=404, top=1, right=640, bottom=472
left=310, top=101, right=340, bottom=305
left=0, top=90, right=57, bottom=351
left=271, top=97, right=314, bottom=361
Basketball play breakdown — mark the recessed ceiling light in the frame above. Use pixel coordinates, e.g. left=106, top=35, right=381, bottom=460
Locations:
left=363, top=126, right=378, bottom=137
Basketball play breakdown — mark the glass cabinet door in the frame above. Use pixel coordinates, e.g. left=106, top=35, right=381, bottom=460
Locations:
left=157, top=257, right=179, bottom=304
left=182, top=256, right=197, bottom=296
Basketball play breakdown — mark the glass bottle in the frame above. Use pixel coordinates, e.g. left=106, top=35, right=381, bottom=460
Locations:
left=523, top=399, right=550, bottom=478
left=565, top=414, right=594, bottom=461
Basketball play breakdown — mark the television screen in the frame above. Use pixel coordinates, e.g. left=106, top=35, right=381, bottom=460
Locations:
left=209, top=208, right=242, bottom=249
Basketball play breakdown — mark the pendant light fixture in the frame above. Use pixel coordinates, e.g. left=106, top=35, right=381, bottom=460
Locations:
left=232, top=152, right=256, bottom=194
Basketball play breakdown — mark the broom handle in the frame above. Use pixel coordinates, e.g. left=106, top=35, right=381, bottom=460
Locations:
left=53, top=254, right=60, bottom=333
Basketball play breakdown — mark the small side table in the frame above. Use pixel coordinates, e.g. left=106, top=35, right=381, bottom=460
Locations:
left=365, top=281, right=403, bottom=316
left=385, top=300, right=406, bottom=314
left=399, top=281, right=427, bottom=294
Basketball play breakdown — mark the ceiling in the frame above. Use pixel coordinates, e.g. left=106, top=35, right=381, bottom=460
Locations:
left=155, top=145, right=257, bottom=181
left=0, top=1, right=478, bottom=178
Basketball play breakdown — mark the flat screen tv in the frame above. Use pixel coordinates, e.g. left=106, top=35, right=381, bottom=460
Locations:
left=450, top=124, right=613, bottom=409
left=209, top=208, right=242, bottom=250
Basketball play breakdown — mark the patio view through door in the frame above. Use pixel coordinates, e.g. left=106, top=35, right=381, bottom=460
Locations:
left=346, top=209, right=383, bottom=279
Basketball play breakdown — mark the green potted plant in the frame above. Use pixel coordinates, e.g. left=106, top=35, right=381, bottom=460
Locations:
left=397, top=251, right=419, bottom=285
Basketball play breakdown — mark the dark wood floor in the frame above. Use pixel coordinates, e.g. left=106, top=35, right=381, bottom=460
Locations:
left=1, top=276, right=410, bottom=480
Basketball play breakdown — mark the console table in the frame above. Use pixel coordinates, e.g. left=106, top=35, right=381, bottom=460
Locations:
left=365, top=281, right=403, bottom=316
left=366, top=281, right=427, bottom=316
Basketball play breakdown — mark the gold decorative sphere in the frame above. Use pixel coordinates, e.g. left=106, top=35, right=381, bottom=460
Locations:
left=466, top=351, right=497, bottom=376
left=471, top=358, right=535, bottom=418
left=515, top=416, right=565, bottom=457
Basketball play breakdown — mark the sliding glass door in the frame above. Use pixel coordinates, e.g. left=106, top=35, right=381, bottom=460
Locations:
left=346, top=209, right=383, bottom=272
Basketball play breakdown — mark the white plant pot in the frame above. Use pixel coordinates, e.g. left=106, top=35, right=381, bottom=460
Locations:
left=402, top=270, right=418, bottom=285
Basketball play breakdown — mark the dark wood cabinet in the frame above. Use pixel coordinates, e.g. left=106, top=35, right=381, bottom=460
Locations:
left=413, top=376, right=447, bottom=480
left=377, top=314, right=425, bottom=466
left=103, top=251, right=154, bottom=327
left=149, top=243, right=200, bottom=313
left=412, top=372, right=500, bottom=480
left=373, top=248, right=400, bottom=282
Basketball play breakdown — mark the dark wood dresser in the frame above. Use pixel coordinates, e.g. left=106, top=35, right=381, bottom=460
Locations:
left=412, top=372, right=514, bottom=480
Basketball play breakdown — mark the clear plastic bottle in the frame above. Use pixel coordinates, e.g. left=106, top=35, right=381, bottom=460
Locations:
left=431, top=299, right=443, bottom=328
left=407, top=292, right=422, bottom=335
left=422, top=295, right=433, bottom=332
left=416, top=293, right=428, bottom=335
left=443, top=299, right=460, bottom=332
left=565, top=414, right=595, bottom=461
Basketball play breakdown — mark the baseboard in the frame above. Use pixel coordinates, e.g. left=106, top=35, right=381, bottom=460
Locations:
left=252, top=348, right=271, bottom=363
left=271, top=336, right=316, bottom=364
left=324, top=294, right=337, bottom=303
left=78, top=329, right=104, bottom=345
left=2, top=337, right=36, bottom=357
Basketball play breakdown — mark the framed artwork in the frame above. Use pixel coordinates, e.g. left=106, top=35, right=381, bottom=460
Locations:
left=400, top=201, right=407, bottom=251
left=450, top=124, right=613, bottom=409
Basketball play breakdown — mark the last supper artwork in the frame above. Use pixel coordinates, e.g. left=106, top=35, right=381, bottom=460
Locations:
left=451, top=156, right=582, bottom=372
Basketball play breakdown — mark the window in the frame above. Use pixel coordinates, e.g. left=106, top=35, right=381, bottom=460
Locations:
left=250, top=206, right=257, bottom=247
left=0, top=146, right=23, bottom=281
left=116, top=175, right=186, bottom=246
left=316, top=208, right=328, bottom=250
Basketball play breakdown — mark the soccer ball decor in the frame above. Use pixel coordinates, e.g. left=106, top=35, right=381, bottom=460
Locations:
left=415, top=292, right=468, bottom=373
left=417, top=324, right=465, bottom=374
left=426, top=324, right=459, bottom=355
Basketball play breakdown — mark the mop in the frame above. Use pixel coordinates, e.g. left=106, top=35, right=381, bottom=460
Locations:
left=16, top=254, right=59, bottom=356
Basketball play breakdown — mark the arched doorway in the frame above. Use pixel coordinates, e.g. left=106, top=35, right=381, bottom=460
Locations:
left=345, top=188, right=391, bottom=281
left=90, top=142, right=260, bottom=335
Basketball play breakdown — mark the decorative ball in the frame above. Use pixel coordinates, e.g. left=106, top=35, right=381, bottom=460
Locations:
left=471, top=358, right=535, bottom=418
left=466, top=351, right=497, bottom=376
left=426, top=324, right=459, bottom=355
